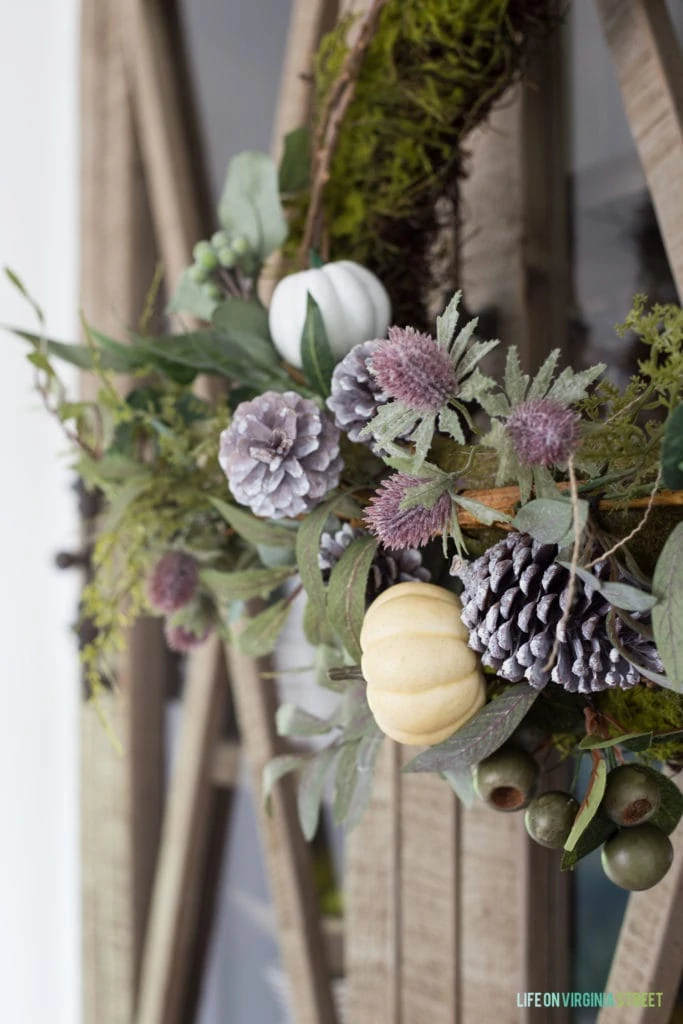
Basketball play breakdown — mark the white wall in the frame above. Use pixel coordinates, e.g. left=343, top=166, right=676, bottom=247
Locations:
left=0, top=2, right=81, bottom=1022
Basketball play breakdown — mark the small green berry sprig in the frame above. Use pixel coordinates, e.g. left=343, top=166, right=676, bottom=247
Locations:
left=188, top=232, right=258, bottom=302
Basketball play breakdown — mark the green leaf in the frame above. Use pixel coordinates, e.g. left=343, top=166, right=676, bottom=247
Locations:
left=558, top=565, right=657, bottom=613
left=652, top=523, right=683, bottom=691
left=435, top=291, right=462, bottom=350
left=578, top=732, right=653, bottom=751
left=300, top=293, right=335, bottom=396
left=456, top=338, right=500, bottom=378
left=561, top=810, right=616, bottom=870
left=477, top=389, right=511, bottom=418
left=449, top=313, right=479, bottom=363
left=209, top=497, right=298, bottom=548
left=201, top=566, right=294, bottom=602
left=513, top=498, right=588, bottom=546
left=403, top=684, right=540, bottom=773
left=218, top=150, right=287, bottom=262
left=263, top=754, right=309, bottom=811
left=297, top=747, right=339, bottom=840
left=166, top=267, right=219, bottom=320
left=211, top=297, right=279, bottom=369
left=527, top=349, right=561, bottom=401
left=564, top=754, right=607, bottom=852
left=504, top=347, right=529, bottom=405
left=131, top=329, right=276, bottom=384
left=452, top=493, right=511, bottom=526
left=234, top=597, right=291, bottom=657
left=332, top=740, right=362, bottom=825
left=279, top=126, right=311, bottom=193
left=345, top=733, right=384, bottom=831
left=326, top=535, right=378, bottom=661
left=442, top=766, right=476, bottom=808
left=276, top=704, right=336, bottom=738
left=638, top=764, right=683, bottom=835
left=662, top=404, right=683, bottom=489
left=546, top=363, right=605, bottom=404
left=437, top=405, right=466, bottom=444
left=410, top=414, right=435, bottom=468
left=295, top=497, right=340, bottom=646
left=399, top=474, right=451, bottom=511
left=362, top=401, right=417, bottom=445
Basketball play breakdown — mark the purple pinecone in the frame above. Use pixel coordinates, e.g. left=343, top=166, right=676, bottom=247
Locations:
left=219, top=391, right=343, bottom=519
left=326, top=340, right=389, bottom=446
left=318, top=522, right=430, bottom=604
left=456, top=532, right=663, bottom=695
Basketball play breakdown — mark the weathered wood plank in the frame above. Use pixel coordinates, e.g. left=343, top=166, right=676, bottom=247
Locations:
left=80, top=2, right=167, bottom=1020
left=225, top=637, right=339, bottom=1024
left=345, top=740, right=401, bottom=1024
left=598, top=776, right=683, bottom=1024
left=135, top=635, right=231, bottom=1024
left=399, top=772, right=459, bottom=1024
left=595, top=0, right=683, bottom=302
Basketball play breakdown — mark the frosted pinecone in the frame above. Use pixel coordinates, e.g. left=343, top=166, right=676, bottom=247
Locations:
left=318, top=522, right=430, bottom=604
left=219, top=390, right=343, bottom=519
left=326, top=340, right=389, bottom=446
left=456, top=533, right=662, bottom=694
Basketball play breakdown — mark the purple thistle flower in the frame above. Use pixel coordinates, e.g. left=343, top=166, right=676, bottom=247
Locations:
left=147, top=552, right=199, bottom=613
left=505, top=399, right=580, bottom=467
left=164, top=620, right=212, bottom=653
left=364, top=472, right=453, bottom=550
left=370, top=326, right=457, bottom=413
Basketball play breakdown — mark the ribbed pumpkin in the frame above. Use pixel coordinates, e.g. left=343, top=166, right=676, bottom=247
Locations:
left=360, top=581, right=486, bottom=746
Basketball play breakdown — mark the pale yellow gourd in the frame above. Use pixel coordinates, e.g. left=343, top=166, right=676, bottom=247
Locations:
left=360, top=581, right=486, bottom=746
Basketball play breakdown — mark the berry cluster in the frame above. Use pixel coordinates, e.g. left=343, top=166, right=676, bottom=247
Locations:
left=188, top=232, right=256, bottom=303
left=473, top=749, right=673, bottom=892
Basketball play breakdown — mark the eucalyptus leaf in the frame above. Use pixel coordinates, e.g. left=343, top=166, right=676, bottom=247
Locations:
left=263, top=754, right=309, bottom=811
left=563, top=755, right=607, bottom=852
left=167, top=267, right=219, bottom=320
left=279, top=126, right=311, bottom=193
left=578, top=732, right=653, bottom=752
left=345, top=733, right=384, bottom=832
left=561, top=810, right=616, bottom=870
left=234, top=597, right=291, bottom=657
left=403, top=684, right=539, bottom=773
left=558, top=564, right=657, bottom=613
left=326, top=535, right=378, bottom=661
left=332, top=740, right=362, bottom=825
left=662, top=404, right=683, bottom=489
left=276, top=704, right=336, bottom=738
left=218, top=151, right=287, bottom=261
left=452, top=493, right=511, bottom=526
left=212, top=297, right=279, bottom=368
left=442, top=766, right=476, bottom=808
left=201, top=566, right=294, bottom=602
left=300, top=293, right=335, bottom=396
left=209, top=497, right=298, bottom=548
left=296, top=496, right=344, bottom=646
left=652, top=523, right=683, bottom=691
left=513, top=498, right=587, bottom=546
left=297, top=747, right=339, bottom=840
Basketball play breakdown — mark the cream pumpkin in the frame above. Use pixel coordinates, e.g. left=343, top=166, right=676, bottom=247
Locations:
left=360, top=581, right=486, bottom=746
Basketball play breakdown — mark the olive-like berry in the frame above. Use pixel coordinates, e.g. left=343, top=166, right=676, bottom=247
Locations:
left=232, top=235, right=249, bottom=255
left=189, top=263, right=208, bottom=284
left=524, top=791, right=579, bottom=849
left=473, top=746, right=540, bottom=812
left=204, top=282, right=222, bottom=302
left=601, top=824, right=673, bottom=891
left=602, top=765, right=662, bottom=827
left=218, top=246, right=236, bottom=268
left=211, top=230, right=230, bottom=250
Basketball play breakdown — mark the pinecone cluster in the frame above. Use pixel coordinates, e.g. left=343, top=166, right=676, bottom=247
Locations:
left=319, top=523, right=430, bottom=604
left=456, top=533, right=662, bottom=694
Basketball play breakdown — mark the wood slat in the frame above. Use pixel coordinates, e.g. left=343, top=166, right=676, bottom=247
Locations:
left=595, top=0, right=683, bottom=302
left=80, top=1, right=167, bottom=1019
left=598, top=776, right=683, bottom=1024
left=134, top=635, right=231, bottom=1024
left=345, top=740, right=401, bottom=1024
left=224, top=637, right=339, bottom=1024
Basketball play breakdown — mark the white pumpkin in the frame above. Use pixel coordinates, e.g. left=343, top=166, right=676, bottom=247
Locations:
left=268, top=260, right=391, bottom=368
left=360, top=581, right=486, bottom=746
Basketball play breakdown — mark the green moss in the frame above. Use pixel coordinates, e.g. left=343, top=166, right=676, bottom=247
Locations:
left=286, top=0, right=560, bottom=326
left=596, top=686, right=683, bottom=764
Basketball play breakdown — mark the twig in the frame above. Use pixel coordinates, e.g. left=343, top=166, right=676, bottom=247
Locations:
left=298, top=0, right=389, bottom=266
left=583, top=466, right=663, bottom=569
left=543, top=456, right=581, bottom=674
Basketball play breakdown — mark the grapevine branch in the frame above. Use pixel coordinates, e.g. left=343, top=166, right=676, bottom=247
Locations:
left=298, top=0, right=390, bottom=266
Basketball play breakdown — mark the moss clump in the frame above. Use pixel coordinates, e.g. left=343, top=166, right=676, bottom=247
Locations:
left=287, top=0, right=561, bottom=327
left=596, top=686, right=683, bottom=765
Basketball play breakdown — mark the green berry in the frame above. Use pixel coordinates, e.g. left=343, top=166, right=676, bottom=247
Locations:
left=601, top=824, right=673, bottom=891
left=217, top=247, right=236, bottom=268
left=189, top=263, right=208, bottom=283
left=211, top=230, right=230, bottom=250
left=524, top=791, right=579, bottom=849
left=603, top=765, right=662, bottom=827
left=204, top=282, right=222, bottom=301
left=232, top=235, right=249, bottom=255
left=473, top=746, right=540, bottom=812
left=193, top=240, right=213, bottom=261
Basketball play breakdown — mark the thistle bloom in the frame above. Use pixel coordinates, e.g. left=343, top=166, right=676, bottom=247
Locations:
left=364, top=472, right=453, bottom=549
left=370, top=326, right=458, bottom=413
left=505, top=399, right=580, bottom=467
left=164, top=620, right=212, bottom=653
left=147, top=551, right=199, bottom=613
